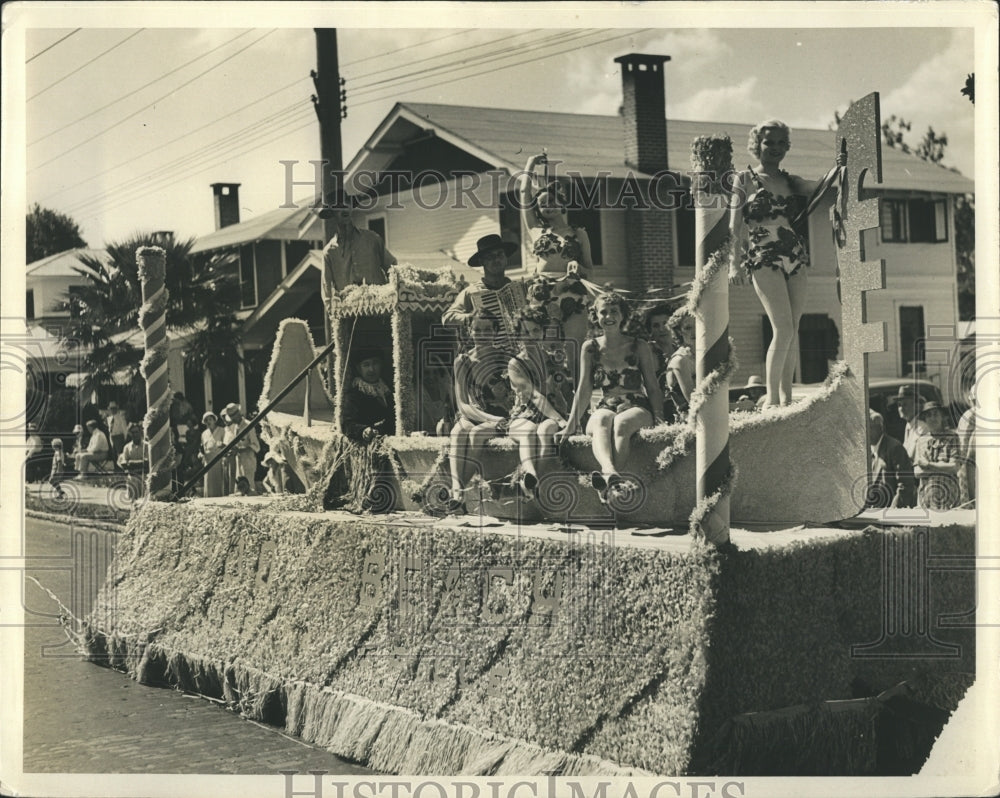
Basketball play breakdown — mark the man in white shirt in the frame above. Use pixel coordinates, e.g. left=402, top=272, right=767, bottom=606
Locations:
left=222, top=403, right=260, bottom=494
left=896, top=385, right=927, bottom=460
left=318, top=192, right=396, bottom=301
left=75, top=419, right=111, bottom=475
left=103, top=401, right=130, bottom=456
left=117, top=425, right=148, bottom=500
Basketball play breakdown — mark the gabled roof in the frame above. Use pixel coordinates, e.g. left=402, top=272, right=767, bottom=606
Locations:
left=26, top=248, right=107, bottom=278
left=189, top=201, right=318, bottom=255
left=386, top=102, right=974, bottom=194
left=195, top=100, right=974, bottom=254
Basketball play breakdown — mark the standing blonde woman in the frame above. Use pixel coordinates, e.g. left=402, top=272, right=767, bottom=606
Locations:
left=730, top=120, right=845, bottom=407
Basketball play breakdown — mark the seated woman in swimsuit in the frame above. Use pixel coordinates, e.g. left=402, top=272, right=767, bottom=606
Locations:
left=555, top=291, right=665, bottom=501
left=663, top=307, right=696, bottom=422
left=485, top=306, right=569, bottom=500
left=730, top=119, right=845, bottom=407
left=448, top=310, right=513, bottom=513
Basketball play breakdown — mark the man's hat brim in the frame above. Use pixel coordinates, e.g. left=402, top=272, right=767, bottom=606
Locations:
left=468, top=241, right=518, bottom=267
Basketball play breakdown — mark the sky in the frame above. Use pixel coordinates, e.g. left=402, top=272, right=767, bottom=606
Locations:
left=8, top=3, right=987, bottom=251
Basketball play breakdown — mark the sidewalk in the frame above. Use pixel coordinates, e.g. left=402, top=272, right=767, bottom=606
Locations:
left=24, top=479, right=135, bottom=524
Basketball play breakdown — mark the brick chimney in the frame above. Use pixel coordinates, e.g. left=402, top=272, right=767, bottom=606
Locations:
left=614, top=54, right=674, bottom=294
left=211, top=183, right=241, bottom=230
left=614, top=53, right=670, bottom=174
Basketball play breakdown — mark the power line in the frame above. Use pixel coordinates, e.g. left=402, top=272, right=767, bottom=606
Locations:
left=349, top=29, right=593, bottom=98
left=28, top=30, right=146, bottom=101
left=70, top=111, right=319, bottom=221
left=352, top=28, right=651, bottom=109
left=63, top=102, right=313, bottom=216
left=39, top=75, right=309, bottom=204
left=347, top=29, right=542, bottom=86
left=36, top=28, right=553, bottom=192
left=28, top=29, right=256, bottom=147
left=26, top=29, right=81, bottom=63
left=46, top=30, right=548, bottom=209
left=340, top=29, right=476, bottom=67
left=29, top=30, right=278, bottom=173
left=50, top=29, right=650, bottom=220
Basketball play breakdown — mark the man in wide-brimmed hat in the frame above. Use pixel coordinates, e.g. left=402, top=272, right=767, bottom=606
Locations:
left=315, top=189, right=396, bottom=299
left=912, top=400, right=962, bottom=510
left=342, top=347, right=395, bottom=442
left=866, top=409, right=915, bottom=509
left=896, top=384, right=927, bottom=460
left=442, top=233, right=519, bottom=326
left=334, top=346, right=398, bottom=513
left=221, top=402, right=260, bottom=494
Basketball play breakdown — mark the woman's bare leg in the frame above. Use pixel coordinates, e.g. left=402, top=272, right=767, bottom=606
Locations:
left=752, top=268, right=795, bottom=408
left=586, top=410, right=617, bottom=478
left=611, top=407, right=653, bottom=471
left=780, top=271, right=809, bottom=404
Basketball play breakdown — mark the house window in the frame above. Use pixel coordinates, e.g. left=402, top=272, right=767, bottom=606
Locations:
left=26, top=289, right=34, bottom=320
left=880, top=198, right=948, bottom=243
left=676, top=197, right=696, bottom=267
left=239, top=244, right=257, bottom=309
left=285, top=240, right=314, bottom=274
left=566, top=178, right=603, bottom=267
left=899, top=306, right=926, bottom=376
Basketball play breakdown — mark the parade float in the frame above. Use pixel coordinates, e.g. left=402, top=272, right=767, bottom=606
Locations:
left=78, top=94, right=976, bottom=777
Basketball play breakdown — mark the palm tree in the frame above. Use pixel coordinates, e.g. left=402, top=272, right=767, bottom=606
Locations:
left=58, top=232, right=242, bottom=408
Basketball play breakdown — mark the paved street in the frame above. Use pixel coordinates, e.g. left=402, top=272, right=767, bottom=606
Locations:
left=20, top=514, right=374, bottom=775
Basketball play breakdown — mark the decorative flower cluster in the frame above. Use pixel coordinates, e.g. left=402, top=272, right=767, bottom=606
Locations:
left=690, top=134, right=734, bottom=180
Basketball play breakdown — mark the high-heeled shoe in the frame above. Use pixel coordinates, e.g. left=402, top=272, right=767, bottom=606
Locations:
left=518, top=471, right=538, bottom=501
left=591, top=471, right=610, bottom=504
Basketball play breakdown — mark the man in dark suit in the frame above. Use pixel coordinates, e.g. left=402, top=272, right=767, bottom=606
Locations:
left=866, top=410, right=916, bottom=509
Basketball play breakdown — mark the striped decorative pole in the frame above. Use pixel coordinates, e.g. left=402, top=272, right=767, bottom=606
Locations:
left=689, top=136, right=736, bottom=544
left=137, top=246, right=174, bottom=499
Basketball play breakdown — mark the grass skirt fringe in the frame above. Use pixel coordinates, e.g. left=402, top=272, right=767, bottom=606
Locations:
left=83, top=634, right=650, bottom=777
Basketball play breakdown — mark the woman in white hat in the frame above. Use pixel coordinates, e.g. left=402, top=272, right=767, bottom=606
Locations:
left=199, top=411, right=226, bottom=498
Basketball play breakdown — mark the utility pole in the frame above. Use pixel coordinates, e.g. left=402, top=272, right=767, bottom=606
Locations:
left=312, top=28, right=344, bottom=361
left=312, top=28, right=344, bottom=244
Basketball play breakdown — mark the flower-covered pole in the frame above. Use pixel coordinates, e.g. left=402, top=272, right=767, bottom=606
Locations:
left=689, top=137, right=736, bottom=545
left=137, top=246, right=174, bottom=499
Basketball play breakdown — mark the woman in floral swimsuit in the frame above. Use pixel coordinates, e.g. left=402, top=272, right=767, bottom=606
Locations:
left=556, top=292, right=664, bottom=502
left=497, top=306, right=570, bottom=500
left=730, top=120, right=845, bottom=408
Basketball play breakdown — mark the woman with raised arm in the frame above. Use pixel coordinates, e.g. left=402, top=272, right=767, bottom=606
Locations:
left=519, top=153, right=595, bottom=367
left=730, top=120, right=845, bottom=407
left=447, top=310, right=513, bottom=513
left=555, top=291, right=665, bottom=502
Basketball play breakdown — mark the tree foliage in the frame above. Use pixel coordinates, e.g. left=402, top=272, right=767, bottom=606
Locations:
left=57, top=232, right=243, bottom=390
left=26, top=203, right=87, bottom=263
